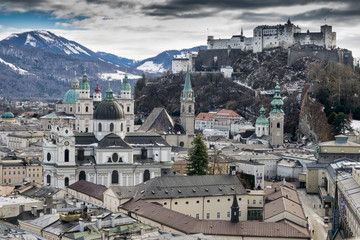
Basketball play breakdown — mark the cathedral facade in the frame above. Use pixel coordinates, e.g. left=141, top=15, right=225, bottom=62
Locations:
left=42, top=71, right=172, bottom=189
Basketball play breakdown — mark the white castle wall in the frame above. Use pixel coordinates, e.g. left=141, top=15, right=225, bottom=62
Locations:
left=207, top=21, right=335, bottom=53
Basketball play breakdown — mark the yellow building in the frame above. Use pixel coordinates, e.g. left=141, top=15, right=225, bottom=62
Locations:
left=104, top=175, right=248, bottom=221
left=26, top=158, right=42, bottom=184
left=316, top=135, right=360, bottom=162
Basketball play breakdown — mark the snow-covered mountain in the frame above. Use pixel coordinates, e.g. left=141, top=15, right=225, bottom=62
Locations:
left=2, top=30, right=100, bottom=60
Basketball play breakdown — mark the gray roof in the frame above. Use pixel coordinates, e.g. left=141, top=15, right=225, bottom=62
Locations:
left=74, top=132, right=98, bottom=145
left=43, top=219, right=79, bottom=236
left=138, top=108, right=175, bottom=133
left=108, top=186, right=139, bottom=199
left=124, top=132, right=170, bottom=148
left=21, top=186, right=60, bottom=198
left=98, top=133, right=132, bottom=149
left=135, top=175, right=247, bottom=199
left=20, top=213, right=60, bottom=228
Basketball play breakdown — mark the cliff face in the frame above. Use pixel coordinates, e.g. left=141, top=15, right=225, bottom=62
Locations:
left=137, top=48, right=334, bottom=142
left=299, top=84, right=333, bottom=142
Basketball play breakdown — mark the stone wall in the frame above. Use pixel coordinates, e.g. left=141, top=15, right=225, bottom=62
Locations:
left=288, top=48, right=353, bottom=66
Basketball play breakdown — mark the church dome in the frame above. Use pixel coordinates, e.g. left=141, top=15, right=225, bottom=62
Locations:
left=256, top=106, right=269, bottom=125
left=62, top=89, right=80, bottom=103
left=94, top=87, right=124, bottom=120
left=2, top=106, right=14, bottom=119
left=79, top=71, right=90, bottom=90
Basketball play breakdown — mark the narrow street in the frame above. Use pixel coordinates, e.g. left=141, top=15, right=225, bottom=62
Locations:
left=298, top=188, right=329, bottom=240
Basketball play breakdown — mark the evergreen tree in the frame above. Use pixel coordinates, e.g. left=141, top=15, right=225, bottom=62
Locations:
left=331, top=112, right=352, bottom=135
left=187, top=133, right=209, bottom=175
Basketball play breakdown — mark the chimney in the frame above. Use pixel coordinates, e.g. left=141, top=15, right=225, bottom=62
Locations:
left=97, top=216, right=102, bottom=229
left=79, top=218, right=84, bottom=232
left=32, top=206, right=38, bottom=217
left=111, top=214, right=115, bottom=228
left=4, top=229, right=8, bottom=236
left=140, top=226, right=144, bottom=236
left=40, top=212, right=44, bottom=217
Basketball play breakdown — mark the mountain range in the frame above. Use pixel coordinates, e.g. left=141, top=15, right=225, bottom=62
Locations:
left=0, top=30, right=206, bottom=99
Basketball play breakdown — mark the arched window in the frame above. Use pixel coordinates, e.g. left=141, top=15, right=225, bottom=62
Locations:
left=110, top=123, right=114, bottom=132
left=46, top=175, right=51, bottom=185
left=98, top=123, right=102, bottom=132
left=189, top=105, right=192, bottom=113
left=70, top=107, right=72, bottom=112
left=277, top=123, right=280, bottom=128
left=47, top=153, right=51, bottom=161
left=143, top=170, right=150, bottom=182
left=79, top=171, right=86, bottom=181
left=121, top=123, right=123, bottom=132
left=65, top=177, right=69, bottom=187
left=64, top=149, right=69, bottom=162
left=182, top=105, right=185, bottom=113
left=127, top=106, right=130, bottom=112
left=111, top=170, right=119, bottom=184
left=85, top=106, right=89, bottom=112
left=112, top=153, right=118, bottom=162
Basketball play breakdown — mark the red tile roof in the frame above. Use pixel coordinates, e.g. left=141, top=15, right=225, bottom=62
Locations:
left=195, top=112, right=216, bottom=121
left=68, top=180, right=107, bottom=201
left=120, top=198, right=310, bottom=239
left=213, top=109, right=240, bottom=119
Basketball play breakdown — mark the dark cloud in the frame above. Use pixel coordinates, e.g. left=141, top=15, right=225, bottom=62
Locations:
left=86, top=0, right=136, bottom=9
left=142, top=0, right=359, bottom=19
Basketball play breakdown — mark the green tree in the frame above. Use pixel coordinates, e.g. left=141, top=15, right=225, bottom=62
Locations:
left=134, top=73, right=146, bottom=98
left=331, top=112, right=352, bottom=135
left=187, top=133, right=209, bottom=175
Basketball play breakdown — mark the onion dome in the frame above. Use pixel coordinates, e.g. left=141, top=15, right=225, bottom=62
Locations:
left=95, top=82, right=101, bottom=93
left=79, top=70, right=90, bottom=90
left=121, top=74, right=131, bottom=91
left=2, top=106, right=14, bottom=119
left=270, top=82, right=284, bottom=114
left=71, top=71, right=79, bottom=89
left=256, top=105, right=269, bottom=125
left=94, top=84, right=124, bottom=120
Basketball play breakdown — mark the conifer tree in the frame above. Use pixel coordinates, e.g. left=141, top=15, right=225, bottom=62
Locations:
left=187, top=133, right=209, bottom=175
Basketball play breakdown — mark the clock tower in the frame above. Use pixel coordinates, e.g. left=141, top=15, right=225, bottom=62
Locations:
left=269, top=82, right=284, bottom=147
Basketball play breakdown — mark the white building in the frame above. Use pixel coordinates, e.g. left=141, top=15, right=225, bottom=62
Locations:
left=235, top=160, right=264, bottom=190
left=195, top=112, right=215, bottom=131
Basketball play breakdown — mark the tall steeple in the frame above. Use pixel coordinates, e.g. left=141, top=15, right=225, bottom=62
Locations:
left=118, top=73, right=135, bottom=133
left=328, top=178, right=344, bottom=240
left=180, top=67, right=195, bottom=135
left=269, top=82, right=284, bottom=146
left=71, top=71, right=79, bottom=89
left=93, top=81, right=102, bottom=102
left=76, top=68, right=93, bottom=133
left=231, top=194, right=239, bottom=223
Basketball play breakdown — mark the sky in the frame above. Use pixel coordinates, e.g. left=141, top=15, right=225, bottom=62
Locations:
left=0, top=0, right=359, bottom=60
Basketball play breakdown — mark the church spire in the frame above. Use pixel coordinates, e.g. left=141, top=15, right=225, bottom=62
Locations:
left=270, top=82, right=284, bottom=114
left=183, top=67, right=193, bottom=93
left=231, top=194, right=239, bottom=223
left=328, top=176, right=344, bottom=239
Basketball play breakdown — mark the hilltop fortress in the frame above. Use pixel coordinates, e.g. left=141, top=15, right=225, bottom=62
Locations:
left=207, top=19, right=336, bottom=53
left=172, top=19, right=352, bottom=74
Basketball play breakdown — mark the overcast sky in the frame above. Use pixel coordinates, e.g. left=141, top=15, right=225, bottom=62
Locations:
left=0, top=0, right=359, bottom=60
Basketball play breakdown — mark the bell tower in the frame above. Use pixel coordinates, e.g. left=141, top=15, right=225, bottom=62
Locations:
left=269, top=82, right=284, bottom=146
left=180, top=68, right=195, bottom=135
left=76, top=69, right=93, bottom=133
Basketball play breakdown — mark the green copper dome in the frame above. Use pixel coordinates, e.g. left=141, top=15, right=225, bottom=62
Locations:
left=79, top=71, right=90, bottom=90
left=270, top=82, right=284, bottom=114
left=2, top=106, right=14, bottom=119
left=256, top=105, right=269, bottom=125
left=94, top=86, right=124, bottom=120
left=121, top=74, right=131, bottom=91
left=62, top=89, right=80, bottom=103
